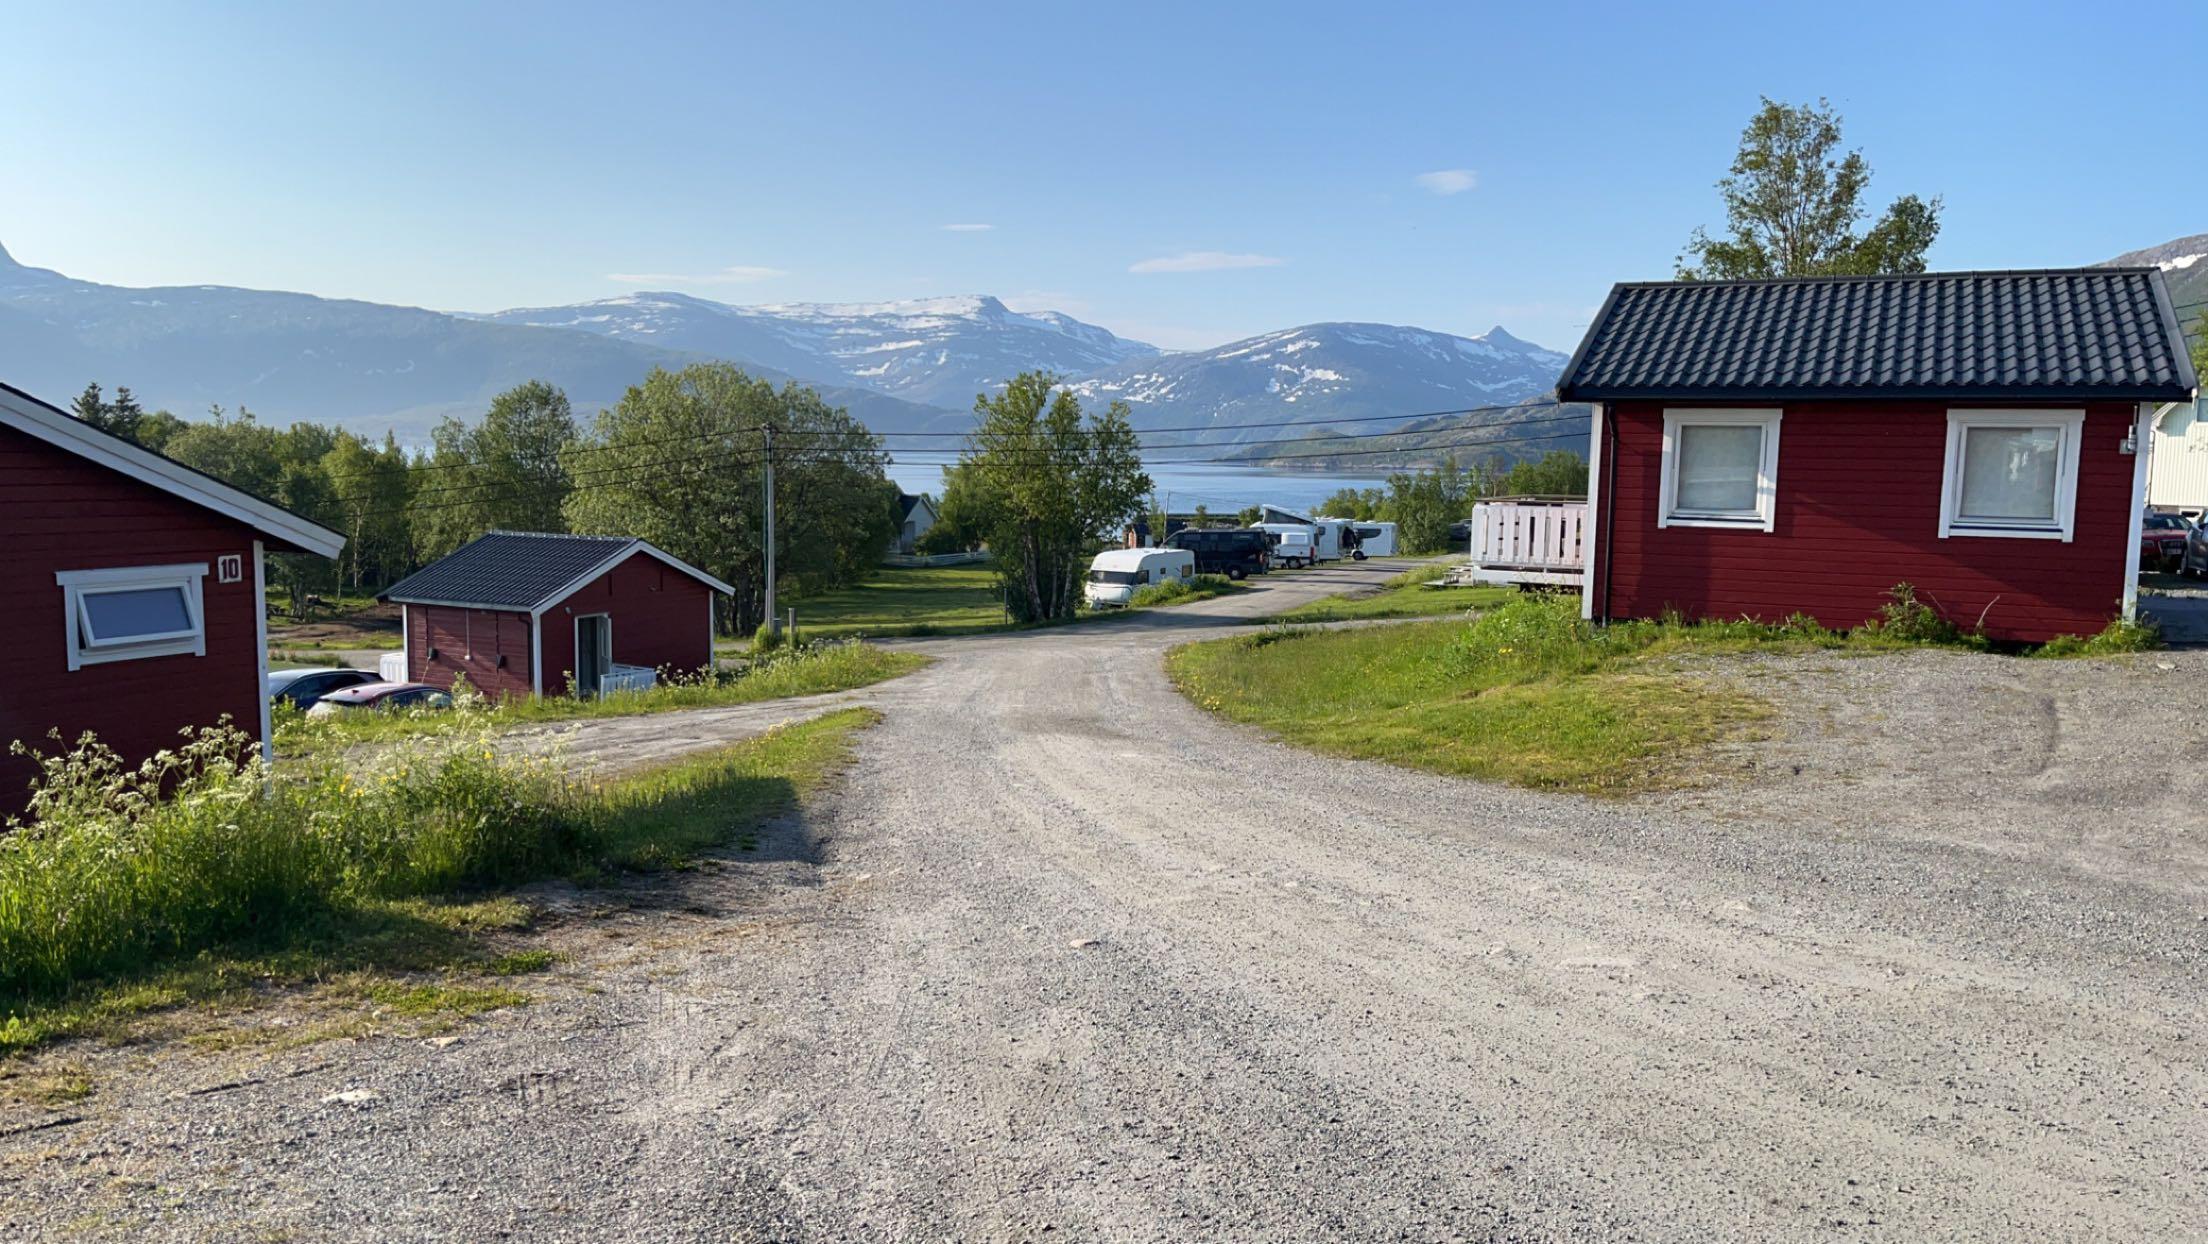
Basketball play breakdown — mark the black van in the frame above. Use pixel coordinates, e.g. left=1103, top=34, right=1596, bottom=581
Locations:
left=1163, top=527, right=1272, bottom=579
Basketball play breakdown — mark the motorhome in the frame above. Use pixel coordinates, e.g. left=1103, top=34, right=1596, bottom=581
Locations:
left=1164, top=527, right=1272, bottom=579
left=1084, top=547, right=1197, bottom=607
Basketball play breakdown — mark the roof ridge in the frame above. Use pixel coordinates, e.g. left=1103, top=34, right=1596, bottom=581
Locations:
left=1611, top=267, right=2159, bottom=291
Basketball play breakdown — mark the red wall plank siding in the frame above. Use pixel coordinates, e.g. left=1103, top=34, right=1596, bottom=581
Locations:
left=538, top=552, right=714, bottom=694
left=405, top=604, right=535, bottom=700
left=1595, top=401, right=2136, bottom=643
left=0, top=423, right=265, bottom=813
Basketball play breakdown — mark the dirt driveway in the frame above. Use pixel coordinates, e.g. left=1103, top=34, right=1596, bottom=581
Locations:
left=5, top=563, right=2204, bottom=1242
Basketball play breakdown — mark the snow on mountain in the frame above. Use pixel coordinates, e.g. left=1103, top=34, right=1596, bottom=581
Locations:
left=0, top=243, right=955, bottom=439
left=477, top=292, right=1160, bottom=409
left=2100, top=231, right=2208, bottom=317
left=1067, top=321, right=1569, bottom=444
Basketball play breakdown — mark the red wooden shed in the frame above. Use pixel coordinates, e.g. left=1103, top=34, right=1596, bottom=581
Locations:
left=378, top=531, right=732, bottom=699
left=1557, top=268, right=2200, bottom=643
left=0, top=381, right=346, bottom=814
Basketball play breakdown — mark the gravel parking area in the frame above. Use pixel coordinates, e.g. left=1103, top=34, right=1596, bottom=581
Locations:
left=4, top=576, right=2203, bottom=1242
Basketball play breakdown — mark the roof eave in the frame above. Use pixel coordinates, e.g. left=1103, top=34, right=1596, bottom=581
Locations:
left=1560, top=385, right=2199, bottom=405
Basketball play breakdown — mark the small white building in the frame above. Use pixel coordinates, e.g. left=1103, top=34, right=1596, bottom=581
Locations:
left=2149, top=399, right=2208, bottom=515
left=891, top=493, right=939, bottom=555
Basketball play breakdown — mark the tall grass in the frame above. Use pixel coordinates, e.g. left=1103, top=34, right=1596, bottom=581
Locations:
left=277, top=641, right=923, bottom=755
left=0, top=709, right=875, bottom=1025
left=1127, top=573, right=1242, bottom=608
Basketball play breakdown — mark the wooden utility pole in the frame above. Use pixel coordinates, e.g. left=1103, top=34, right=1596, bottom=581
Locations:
left=763, top=423, right=778, bottom=635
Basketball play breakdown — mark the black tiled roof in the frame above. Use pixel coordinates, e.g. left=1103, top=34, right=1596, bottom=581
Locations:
left=1556, top=268, right=2198, bottom=403
left=380, top=532, right=661, bottom=610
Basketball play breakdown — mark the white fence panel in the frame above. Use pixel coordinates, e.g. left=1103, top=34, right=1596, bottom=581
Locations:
left=1464, top=501, right=1589, bottom=586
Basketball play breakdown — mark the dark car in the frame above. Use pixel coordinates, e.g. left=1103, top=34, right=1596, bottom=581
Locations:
left=305, top=681, right=454, bottom=717
left=266, top=666, right=381, bottom=710
left=2142, top=512, right=2191, bottom=573
left=1163, top=527, right=1272, bottom=579
left=2181, top=514, right=2208, bottom=579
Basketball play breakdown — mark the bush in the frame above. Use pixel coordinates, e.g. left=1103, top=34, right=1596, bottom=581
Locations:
left=1864, top=582, right=1967, bottom=645
left=752, top=622, right=784, bottom=654
left=1127, top=574, right=1237, bottom=608
left=2034, top=616, right=2161, bottom=657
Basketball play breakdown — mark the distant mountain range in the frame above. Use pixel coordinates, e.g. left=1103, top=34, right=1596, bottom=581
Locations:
left=477, top=292, right=1160, bottom=410
left=0, top=240, right=1571, bottom=455
left=2, top=231, right=2195, bottom=466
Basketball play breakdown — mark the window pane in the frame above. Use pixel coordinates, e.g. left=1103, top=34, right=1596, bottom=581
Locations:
left=1675, top=424, right=1762, bottom=513
left=1958, top=427, right=2060, bottom=523
left=82, top=586, right=192, bottom=641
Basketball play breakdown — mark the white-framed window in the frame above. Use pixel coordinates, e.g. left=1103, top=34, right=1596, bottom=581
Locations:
left=1659, top=408, right=1782, bottom=531
left=1938, top=410, right=2085, bottom=541
left=55, top=563, right=208, bottom=670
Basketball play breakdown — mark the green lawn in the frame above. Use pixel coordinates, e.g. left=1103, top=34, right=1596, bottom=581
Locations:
left=1275, top=563, right=1513, bottom=622
left=775, top=565, right=1010, bottom=639
left=276, top=642, right=925, bottom=756
left=1168, top=594, right=1790, bottom=795
left=0, top=707, right=880, bottom=1053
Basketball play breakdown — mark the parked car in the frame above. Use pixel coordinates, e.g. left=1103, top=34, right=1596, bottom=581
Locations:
left=1084, top=548, right=1197, bottom=608
left=2142, top=512, right=2191, bottom=573
left=1163, top=527, right=1271, bottom=579
left=267, top=666, right=380, bottom=710
left=2182, top=515, right=2208, bottom=579
left=305, top=681, right=455, bottom=717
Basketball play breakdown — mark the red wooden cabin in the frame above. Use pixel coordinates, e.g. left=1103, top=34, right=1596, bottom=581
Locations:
left=379, top=532, right=731, bottom=699
left=1558, top=268, right=2199, bottom=643
left=0, top=381, right=346, bottom=815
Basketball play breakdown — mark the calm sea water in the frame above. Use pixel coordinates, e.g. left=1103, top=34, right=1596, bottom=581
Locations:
left=887, top=462, right=1393, bottom=515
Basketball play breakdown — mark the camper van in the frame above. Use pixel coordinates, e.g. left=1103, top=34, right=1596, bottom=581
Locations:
left=1084, top=547, right=1197, bottom=608
left=1348, top=522, right=1397, bottom=557
left=1253, top=524, right=1319, bottom=569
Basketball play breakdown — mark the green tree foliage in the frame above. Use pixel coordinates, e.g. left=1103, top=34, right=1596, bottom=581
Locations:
left=954, top=372, right=1151, bottom=621
left=69, top=383, right=147, bottom=442
left=161, top=406, right=351, bottom=615
left=918, top=462, right=998, bottom=554
left=1678, top=97, right=1940, bottom=281
left=1235, top=505, right=1262, bottom=527
left=1317, top=487, right=1384, bottom=520
left=322, top=432, right=417, bottom=592
left=562, top=364, right=895, bottom=635
left=412, top=381, right=578, bottom=559
left=1496, top=450, right=1589, bottom=498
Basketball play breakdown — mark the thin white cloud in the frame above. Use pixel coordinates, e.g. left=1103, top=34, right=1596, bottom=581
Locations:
left=606, top=265, right=786, bottom=285
left=1128, top=250, right=1285, bottom=275
left=941, top=223, right=996, bottom=232
left=1415, top=169, right=1478, bottom=196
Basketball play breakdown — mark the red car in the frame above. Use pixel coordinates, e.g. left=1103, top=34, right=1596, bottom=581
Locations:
left=2141, top=513, right=2191, bottom=573
left=305, top=681, right=455, bottom=717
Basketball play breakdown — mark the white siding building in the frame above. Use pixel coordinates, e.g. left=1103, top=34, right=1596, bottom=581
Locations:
left=2149, top=399, right=2208, bottom=515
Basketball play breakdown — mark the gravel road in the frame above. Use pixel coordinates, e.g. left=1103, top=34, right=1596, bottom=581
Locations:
left=5, top=561, right=2204, bottom=1242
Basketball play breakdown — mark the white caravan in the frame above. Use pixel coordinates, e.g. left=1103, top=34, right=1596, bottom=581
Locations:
left=1084, top=547, right=1197, bottom=607
left=1346, top=521, right=1397, bottom=557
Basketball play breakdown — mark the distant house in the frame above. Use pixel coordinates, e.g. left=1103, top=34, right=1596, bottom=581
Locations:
left=379, top=532, right=733, bottom=699
left=0, top=380, right=345, bottom=813
left=1557, top=268, right=2199, bottom=643
left=2148, top=399, right=2208, bottom=515
left=891, top=493, right=939, bottom=555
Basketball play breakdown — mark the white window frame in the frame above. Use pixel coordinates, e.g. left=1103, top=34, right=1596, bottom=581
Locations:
left=1659, top=408, right=1783, bottom=532
left=1938, top=409, right=2085, bottom=542
left=55, top=563, right=209, bottom=670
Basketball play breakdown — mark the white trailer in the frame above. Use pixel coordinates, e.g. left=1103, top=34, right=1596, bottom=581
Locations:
left=1084, top=547, right=1197, bottom=607
left=1347, top=521, right=1398, bottom=557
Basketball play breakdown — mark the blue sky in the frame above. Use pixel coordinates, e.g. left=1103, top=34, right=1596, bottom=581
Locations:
left=2, top=1, right=2200, bottom=352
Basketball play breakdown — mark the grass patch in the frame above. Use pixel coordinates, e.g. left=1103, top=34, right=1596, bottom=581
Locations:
left=1127, top=573, right=1245, bottom=608
left=0, top=708, right=878, bottom=1053
left=1278, top=574, right=1513, bottom=623
left=484, top=949, right=560, bottom=976
left=2032, top=616, right=2162, bottom=657
left=276, top=641, right=922, bottom=756
left=775, top=564, right=1010, bottom=639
